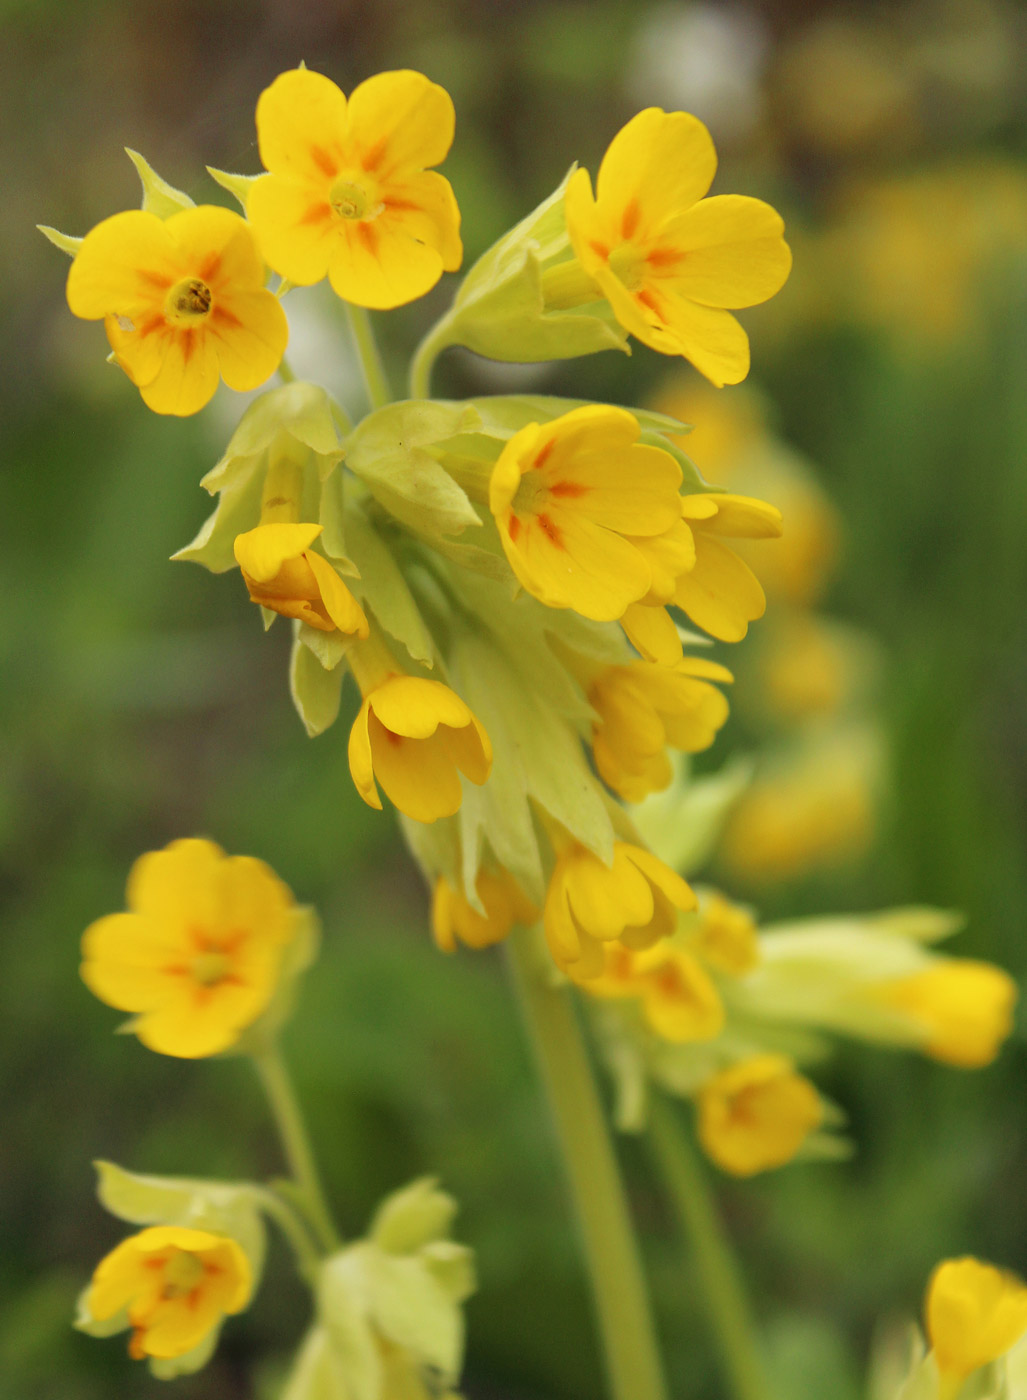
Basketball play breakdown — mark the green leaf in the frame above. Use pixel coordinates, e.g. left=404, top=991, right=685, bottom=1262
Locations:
left=289, top=637, right=346, bottom=737
left=125, top=148, right=195, bottom=218
left=172, top=456, right=265, bottom=573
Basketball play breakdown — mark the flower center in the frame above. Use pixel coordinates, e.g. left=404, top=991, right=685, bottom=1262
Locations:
left=512, top=469, right=548, bottom=517
left=330, top=177, right=377, bottom=221
left=161, top=1250, right=206, bottom=1299
left=608, top=242, right=647, bottom=293
left=165, top=277, right=212, bottom=324
left=191, top=950, right=231, bottom=987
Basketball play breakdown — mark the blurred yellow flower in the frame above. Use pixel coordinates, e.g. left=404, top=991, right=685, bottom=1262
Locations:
left=561, top=108, right=791, bottom=385
left=926, top=1257, right=1027, bottom=1383
left=697, top=1054, right=822, bottom=1176
left=234, top=523, right=368, bottom=636
left=590, top=656, right=733, bottom=802
left=248, top=67, right=462, bottom=309
left=682, top=889, right=759, bottom=976
left=66, top=206, right=287, bottom=416
left=489, top=405, right=682, bottom=621
left=432, top=869, right=539, bottom=952
left=81, top=839, right=300, bottom=1058
left=87, top=1225, right=251, bottom=1362
left=544, top=840, right=696, bottom=980
left=877, top=960, right=1017, bottom=1068
left=587, top=942, right=725, bottom=1043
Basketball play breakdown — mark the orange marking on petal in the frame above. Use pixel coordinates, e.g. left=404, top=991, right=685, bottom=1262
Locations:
left=356, top=222, right=379, bottom=255
left=508, top=514, right=521, bottom=543
left=534, top=438, right=556, bottom=470
left=309, top=145, right=338, bottom=178
left=382, top=727, right=403, bottom=747
left=180, top=329, right=196, bottom=364
left=550, top=480, right=587, bottom=498
left=536, top=513, right=563, bottom=548
left=129, top=1329, right=147, bottom=1360
left=136, top=314, right=165, bottom=339
left=361, top=138, right=387, bottom=172
left=138, top=269, right=173, bottom=291
left=589, top=240, right=610, bottom=261
left=299, top=201, right=332, bottom=227
left=198, top=251, right=222, bottom=282
left=646, top=246, right=684, bottom=270
left=637, top=288, right=667, bottom=321
left=211, top=304, right=243, bottom=330
left=162, top=963, right=189, bottom=977
left=621, top=198, right=641, bottom=240
left=382, top=196, right=420, bottom=213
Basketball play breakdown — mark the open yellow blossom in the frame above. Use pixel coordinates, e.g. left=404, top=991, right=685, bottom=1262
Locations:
left=697, top=1054, right=823, bottom=1176
left=683, top=889, right=759, bottom=976
left=66, top=206, right=288, bottom=416
left=490, top=405, right=683, bottom=621
left=347, top=672, right=492, bottom=824
left=562, top=109, right=791, bottom=385
left=248, top=67, right=462, bottom=309
left=926, top=1258, right=1027, bottom=1383
left=585, top=941, right=724, bottom=1042
left=234, top=523, right=368, bottom=636
left=877, top=960, right=1017, bottom=1068
left=590, top=656, right=733, bottom=802
left=81, top=838, right=299, bottom=1058
left=544, top=840, right=696, bottom=981
left=87, top=1225, right=251, bottom=1362
left=432, top=869, right=539, bottom=952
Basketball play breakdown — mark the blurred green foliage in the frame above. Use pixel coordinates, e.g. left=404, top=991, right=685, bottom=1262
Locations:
left=4, top=1, right=1027, bottom=1397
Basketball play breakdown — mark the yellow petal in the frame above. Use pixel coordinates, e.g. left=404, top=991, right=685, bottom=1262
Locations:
left=927, top=1258, right=1027, bottom=1377
left=370, top=676, right=473, bottom=739
left=163, top=205, right=258, bottom=280
left=623, top=844, right=697, bottom=913
left=348, top=698, right=383, bottom=810
left=208, top=289, right=289, bottom=393
left=695, top=493, right=784, bottom=539
left=326, top=218, right=445, bottom=309
left=637, top=284, right=752, bottom=386
left=439, top=713, right=492, bottom=786
left=345, top=69, right=455, bottom=179
left=305, top=551, right=370, bottom=636
left=127, top=839, right=224, bottom=929
left=256, top=68, right=348, bottom=183
left=80, top=913, right=182, bottom=1012
left=661, top=195, right=792, bottom=309
left=247, top=174, right=336, bottom=285
left=66, top=210, right=175, bottom=320
left=135, top=989, right=253, bottom=1058
left=672, top=534, right=766, bottom=641
left=234, top=523, right=324, bottom=582
left=368, top=717, right=464, bottom=822
left=621, top=602, right=683, bottom=665
left=384, top=169, right=463, bottom=271
left=594, top=108, right=717, bottom=236
left=138, top=328, right=220, bottom=416
left=514, top=508, right=653, bottom=620
left=105, top=312, right=172, bottom=389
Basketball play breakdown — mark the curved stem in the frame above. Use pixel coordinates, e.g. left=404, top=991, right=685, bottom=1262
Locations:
left=345, top=304, right=391, bottom=411
left=646, top=1094, right=769, bottom=1400
left=505, top=930, right=669, bottom=1400
left=251, top=1184, right=323, bottom=1285
left=253, top=1046, right=341, bottom=1253
left=277, top=354, right=297, bottom=384
left=409, top=312, right=456, bottom=399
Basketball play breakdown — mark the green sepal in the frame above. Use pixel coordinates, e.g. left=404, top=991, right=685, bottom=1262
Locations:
left=296, top=620, right=353, bottom=672
left=125, top=148, right=195, bottom=218
left=436, top=167, right=629, bottom=363
left=343, top=401, right=483, bottom=543
left=207, top=166, right=262, bottom=211
left=343, top=507, right=438, bottom=668
left=631, top=753, right=753, bottom=877
left=370, top=1177, right=458, bottom=1255
left=281, top=1326, right=353, bottom=1400
left=37, top=224, right=82, bottom=257
left=290, top=636, right=346, bottom=737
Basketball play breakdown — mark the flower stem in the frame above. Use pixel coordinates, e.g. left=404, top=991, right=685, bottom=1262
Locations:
left=277, top=354, right=297, bottom=384
left=251, top=1185, right=323, bottom=1285
left=253, top=1046, right=340, bottom=1253
left=505, top=930, right=669, bottom=1400
left=646, top=1094, right=769, bottom=1400
left=409, top=311, right=456, bottom=399
left=345, top=303, right=391, bottom=411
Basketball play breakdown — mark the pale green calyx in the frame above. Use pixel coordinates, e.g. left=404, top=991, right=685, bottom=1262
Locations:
left=126, top=148, right=195, bottom=218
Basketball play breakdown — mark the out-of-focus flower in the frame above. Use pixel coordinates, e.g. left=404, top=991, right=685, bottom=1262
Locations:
left=875, top=960, right=1017, bottom=1068
left=234, top=523, right=368, bottom=636
left=697, top=1054, right=824, bottom=1176
left=559, top=109, right=791, bottom=385
left=248, top=67, right=462, bottom=309
left=586, top=942, right=725, bottom=1043
left=66, top=206, right=287, bottom=415
left=432, top=869, right=539, bottom=952
left=86, top=1226, right=251, bottom=1364
left=927, top=1257, right=1027, bottom=1384
left=81, top=839, right=305, bottom=1058
left=681, top=887, right=759, bottom=975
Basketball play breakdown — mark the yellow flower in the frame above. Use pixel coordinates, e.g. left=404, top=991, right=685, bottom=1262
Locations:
left=683, top=890, right=759, bottom=976
left=234, top=523, right=368, bottom=635
left=347, top=672, right=492, bottom=824
left=489, top=405, right=683, bottom=621
left=697, top=1054, right=822, bottom=1176
left=81, top=838, right=300, bottom=1058
left=432, top=869, right=539, bottom=952
left=544, top=840, right=696, bottom=980
left=87, top=1225, right=251, bottom=1361
left=66, top=206, right=288, bottom=416
left=247, top=67, right=462, bottom=309
left=590, top=657, right=733, bottom=802
left=926, top=1257, right=1027, bottom=1382
left=562, top=109, right=791, bottom=385
left=586, top=942, right=724, bottom=1043
left=877, top=961, right=1017, bottom=1068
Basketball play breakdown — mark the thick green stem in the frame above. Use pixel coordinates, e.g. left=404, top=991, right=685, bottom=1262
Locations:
left=253, top=1046, right=340, bottom=1254
left=251, top=1185, right=322, bottom=1285
left=409, top=312, right=456, bottom=399
left=345, top=303, right=391, bottom=410
left=505, top=931, right=669, bottom=1400
left=277, top=354, right=297, bottom=384
left=647, top=1095, right=769, bottom=1400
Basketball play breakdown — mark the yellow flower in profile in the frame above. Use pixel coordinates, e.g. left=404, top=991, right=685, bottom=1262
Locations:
left=684, top=889, right=759, bottom=976
left=347, top=673, right=492, bottom=824
left=562, top=109, right=791, bottom=385
left=586, top=941, right=724, bottom=1043
left=81, top=838, right=300, bottom=1058
left=697, top=1054, right=822, bottom=1176
left=66, top=206, right=288, bottom=416
left=432, top=870, right=539, bottom=952
left=590, top=656, right=733, bottom=802
left=926, top=1257, right=1027, bottom=1383
left=544, top=840, right=696, bottom=981
left=87, top=1225, right=251, bottom=1362
left=247, top=67, right=462, bottom=309
left=489, top=405, right=683, bottom=621
left=878, top=960, right=1017, bottom=1068
left=234, top=523, right=368, bottom=636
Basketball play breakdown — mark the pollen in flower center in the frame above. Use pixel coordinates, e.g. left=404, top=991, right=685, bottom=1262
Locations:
left=190, top=950, right=231, bottom=987
left=160, top=1251, right=206, bottom=1299
left=330, top=178, right=379, bottom=221
left=608, top=243, right=647, bottom=293
left=165, top=277, right=213, bottom=324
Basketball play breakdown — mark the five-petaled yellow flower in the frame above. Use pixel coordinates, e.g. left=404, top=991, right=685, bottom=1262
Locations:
left=66, top=206, right=288, bottom=416
left=926, top=1257, right=1027, bottom=1384
left=248, top=67, right=462, bottom=309
left=81, top=838, right=301, bottom=1057
left=563, top=109, right=792, bottom=385
left=489, top=405, right=683, bottom=621
left=234, top=523, right=369, bottom=636
left=697, top=1054, right=823, bottom=1176
left=87, top=1225, right=251, bottom=1362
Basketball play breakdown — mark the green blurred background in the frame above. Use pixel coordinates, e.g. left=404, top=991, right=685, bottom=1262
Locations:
left=4, top=0, right=1027, bottom=1395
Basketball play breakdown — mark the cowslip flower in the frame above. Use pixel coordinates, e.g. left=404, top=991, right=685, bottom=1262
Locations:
left=586, top=942, right=725, bottom=1043
left=681, top=889, right=759, bottom=976
left=234, top=523, right=368, bottom=636
left=66, top=206, right=288, bottom=416
left=432, top=869, right=539, bottom=952
left=87, top=1225, right=251, bottom=1362
left=589, top=656, right=733, bottom=802
left=543, top=840, right=696, bottom=980
left=876, top=960, right=1017, bottom=1068
left=81, top=838, right=300, bottom=1057
left=489, top=405, right=683, bottom=621
left=562, top=108, right=792, bottom=385
left=926, top=1258, right=1027, bottom=1385
left=697, top=1054, right=823, bottom=1176
left=247, top=67, right=462, bottom=309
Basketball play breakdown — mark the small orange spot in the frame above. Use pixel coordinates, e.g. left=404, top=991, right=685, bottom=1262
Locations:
left=534, top=438, right=556, bottom=470
left=356, top=222, right=379, bottom=255
left=361, top=138, right=387, bottom=172
left=589, top=240, right=610, bottom=261
left=162, top=963, right=189, bottom=977
left=138, top=269, right=173, bottom=291
left=128, top=1328, right=147, bottom=1360
left=550, top=480, right=587, bottom=498
left=508, top=514, right=521, bottom=543
left=211, top=304, right=243, bottom=331
left=382, top=728, right=404, bottom=747
left=637, top=288, right=666, bottom=321
left=180, top=329, right=195, bottom=365
left=537, top=513, right=563, bottom=548
left=198, top=251, right=222, bottom=282
left=136, top=314, right=164, bottom=340
left=309, top=144, right=338, bottom=178
left=621, top=198, right=641, bottom=240
left=300, top=201, right=332, bottom=227
left=382, top=196, right=419, bottom=212
left=646, top=246, right=683, bottom=270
